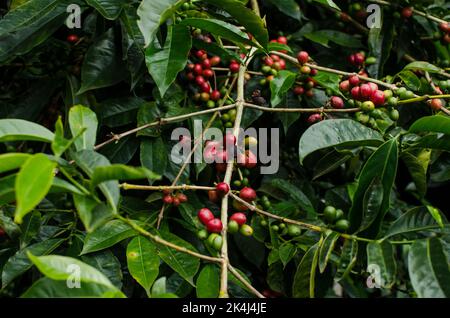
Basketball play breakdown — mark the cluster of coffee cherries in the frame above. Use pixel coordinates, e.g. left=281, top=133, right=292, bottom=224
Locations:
left=348, top=51, right=376, bottom=68
left=439, top=22, right=450, bottom=44
left=162, top=191, right=188, bottom=207
left=293, top=51, right=319, bottom=98
left=322, top=206, right=349, bottom=232
left=186, top=50, right=222, bottom=107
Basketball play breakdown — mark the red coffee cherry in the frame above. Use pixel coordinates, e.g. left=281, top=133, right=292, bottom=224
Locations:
left=297, top=51, right=309, bottom=64
left=351, top=86, right=361, bottom=100
left=67, top=34, right=79, bottom=43
left=216, top=182, right=230, bottom=196
left=198, top=208, right=214, bottom=225
left=307, top=113, right=322, bottom=124
left=210, top=56, right=221, bottom=66
left=354, top=52, right=365, bottom=65
left=206, top=218, right=223, bottom=233
left=371, top=90, right=386, bottom=106
left=239, top=187, right=257, bottom=202
left=229, top=62, right=240, bottom=73
left=208, top=190, right=220, bottom=203
left=360, top=84, right=372, bottom=100
left=277, top=36, right=288, bottom=45
left=339, top=80, right=350, bottom=92
left=177, top=193, right=188, bottom=203
left=210, top=90, right=221, bottom=101
left=331, top=96, right=344, bottom=109
left=294, top=86, right=305, bottom=95
left=230, top=212, right=247, bottom=226
left=349, top=75, right=360, bottom=86
left=402, top=7, right=413, bottom=19
left=428, top=99, right=443, bottom=111
left=163, top=195, right=173, bottom=204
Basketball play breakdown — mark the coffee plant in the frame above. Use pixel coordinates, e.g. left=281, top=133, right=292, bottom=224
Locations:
left=1, top=0, right=450, bottom=299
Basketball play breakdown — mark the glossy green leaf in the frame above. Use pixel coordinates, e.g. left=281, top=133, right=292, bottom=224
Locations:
left=0, top=119, right=54, bottom=143
left=140, top=137, right=168, bottom=178
left=127, top=236, right=160, bottom=295
left=336, top=239, right=358, bottom=281
left=81, top=250, right=123, bottom=289
left=318, top=231, right=339, bottom=273
left=358, top=177, right=383, bottom=232
left=401, top=151, right=428, bottom=198
left=404, top=61, right=443, bottom=74
left=20, top=211, right=41, bottom=248
left=408, top=238, right=450, bottom=298
left=81, top=220, right=137, bottom=254
left=409, top=115, right=450, bottom=135
left=270, top=70, right=296, bottom=107
left=366, top=241, right=397, bottom=288
left=304, top=30, right=362, bottom=48
left=51, top=117, right=72, bottom=157
left=311, top=0, right=340, bottom=10
left=270, top=179, right=315, bottom=217
left=367, top=18, right=394, bottom=79
left=91, top=164, right=161, bottom=190
left=349, top=139, right=398, bottom=236
left=69, top=105, right=98, bottom=151
left=196, top=264, right=220, bottom=298
left=145, top=24, right=192, bottom=97
left=15, top=154, right=57, bottom=224
left=292, top=243, right=319, bottom=298
left=2, top=239, right=64, bottom=288
left=265, top=0, right=301, bottom=21
left=99, top=97, right=144, bottom=128
left=312, top=71, right=343, bottom=96
left=397, top=70, right=421, bottom=91
left=73, top=195, right=114, bottom=233
left=86, top=0, right=123, bottom=20
left=299, top=119, right=383, bottom=163
left=279, top=242, right=297, bottom=267
left=0, top=153, right=32, bottom=174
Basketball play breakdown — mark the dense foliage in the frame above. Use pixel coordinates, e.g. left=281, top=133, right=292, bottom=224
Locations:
left=1, top=0, right=450, bottom=298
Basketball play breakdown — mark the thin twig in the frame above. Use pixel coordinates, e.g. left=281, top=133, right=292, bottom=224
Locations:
left=121, top=183, right=215, bottom=191
left=244, top=102, right=360, bottom=113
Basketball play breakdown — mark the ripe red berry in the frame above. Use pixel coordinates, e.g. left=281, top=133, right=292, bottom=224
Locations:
left=187, top=63, right=195, bottom=71
left=371, top=90, right=386, bottom=106
left=264, top=56, right=274, bottom=66
left=163, top=195, right=173, bottom=204
left=307, top=113, right=322, bottom=124
left=230, top=212, right=247, bottom=226
left=202, top=59, right=211, bottom=69
left=210, top=56, right=221, bottom=66
left=402, top=7, right=413, bottom=18
left=360, top=84, right=372, bottom=100
left=239, top=187, right=257, bottom=202
left=172, top=197, right=181, bottom=207
left=339, top=80, right=350, bottom=92
left=349, top=75, right=360, bottom=86
left=270, top=54, right=280, bottom=62
left=216, top=182, right=230, bottom=196
left=331, top=96, right=344, bottom=109
left=198, top=208, right=214, bottom=225
left=443, top=33, right=450, bottom=44
left=194, top=64, right=203, bottom=75
left=202, top=69, right=214, bottom=78
left=351, top=86, right=361, bottom=100
left=206, top=218, right=223, bottom=233
left=293, top=86, right=305, bottom=95
left=310, top=68, right=318, bottom=76
left=177, top=193, right=188, bottom=203
left=354, top=53, right=365, bottom=65
left=429, top=99, right=443, bottom=111
left=67, top=34, right=79, bottom=43
left=305, top=89, right=314, bottom=98
left=195, top=50, right=207, bottom=59
left=297, top=51, right=309, bottom=64
left=200, top=82, right=211, bottom=93
left=348, top=54, right=356, bottom=65
left=208, top=190, right=220, bottom=203
left=277, top=36, right=288, bottom=45
left=439, top=22, right=450, bottom=33
left=229, top=62, right=240, bottom=73
left=186, top=72, right=195, bottom=81
left=211, top=90, right=221, bottom=101
left=163, top=189, right=171, bottom=195
left=368, top=82, right=378, bottom=93
left=196, top=75, right=206, bottom=86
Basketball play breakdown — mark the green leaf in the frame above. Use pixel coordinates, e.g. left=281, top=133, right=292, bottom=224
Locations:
left=72, top=150, right=120, bottom=213
left=265, top=0, right=301, bottom=21
left=279, top=242, right=297, bottom=267
left=304, top=30, right=361, bottom=48
left=204, top=0, right=269, bottom=49
left=127, top=236, right=160, bottom=296
left=180, top=18, right=253, bottom=46
left=81, top=220, right=137, bottom=254
left=358, top=177, right=384, bottom=232
left=81, top=250, right=123, bottom=289
left=0, top=119, right=54, bottom=143
left=311, top=0, right=340, bottom=10
left=397, top=70, right=421, bottom=91
left=408, top=238, right=450, bottom=297
left=0, top=153, right=32, bottom=174
left=20, top=211, right=41, bottom=248
left=366, top=241, right=397, bottom=288
left=0, top=174, right=16, bottom=205
left=99, top=97, right=144, bottom=128
left=426, top=205, right=444, bottom=229
left=270, top=179, right=315, bottom=217
left=401, top=151, right=428, bottom=198
left=14, top=154, right=57, bottom=224
left=336, top=239, right=358, bottom=281
left=69, top=105, right=98, bottom=151
left=140, top=137, right=168, bottom=179
left=299, top=119, right=383, bottom=164
left=91, top=165, right=161, bottom=190
left=27, top=253, right=124, bottom=296
left=73, top=195, right=114, bottom=233
left=2, top=239, right=64, bottom=288
left=318, top=231, right=339, bottom=273
left=78, top=28, right=127, bottom=93
left=385, top=206, right=447, bottom=238
left=86, top=0, right=123, bottom=20
left=51, top=117, right=72, bottom=157
left=145, top=24, right=192, bottom=97
left=270, top=70, right=296, bottom=106
left=136, top=0, right=184, bottom=48
left=292, top=243, right=320, bottom=298
left=409, top=115, right=450, bottom=135
left=404, top=61, right=443, bottom=74
left=196, top=264, right=220, bottom=298
left=156, top=231, right=200, bottom=286
left=367, top=18, right=394, bottom=79
left=348, top=139, right=398, bottom=236
left=21, top=277, right=124, bottom=298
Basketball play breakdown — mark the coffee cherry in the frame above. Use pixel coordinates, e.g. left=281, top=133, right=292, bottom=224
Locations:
left=349, top=75, right=360, bottom=86
left=294, top=86, right=305, bottom=96
left=177, top=193, right=188, bottom=203
left=323, top=206, right=337, bottom=223
left=203, top=69, right=214, bottom=78
left=196, top=75, right=206, bottom=86
left=172, top=197, right=181, bottom=207
left=229, top=62, right=240, bottom=73
left=278, top=59, right=286, bottom=70
left=209, top=55, right=221, bottom=66
left=212, top=235, right=223, bottom=250
left=348, top=54, right=356, bottom=65
left=208, top=190, right=220, bottom=203
left=264, top=56, right=274, bottom=66
left=335, top=209, right=344, bottom=220
left=359, top=84, right=372, bottom=100
left=239, top=224, right=254, bottom=236
left=163, top=195, right=173, bottom=204
left=443, top=33, right=450, bottom=44
left=305, top=89, right=314, bottom=98
left=202, top=59, right=211, bottom=69
left=297, top=51, right=309, bottom=64
left=277, top=36, right=288, bottom=44
left=198, top=208, right=214, bottom=225
left=371, top=90, right=386, bottom=106
left=389, top=109, right=400, bottom=121
left=216, top=182, right=230, bottom=196
left=271, top=224, right=279, bottom=232
left=300, top=65, right=311, bottom=74
left=335, top=219, right=350, bottom=232
left=287, top=224, right=301, bottom=237
left=200, top=92, right=210, bottom=102
left=193, top=64, right=203, bottom=75
left=351, top=86, right=361, bottom=100
left=230, top=212, right=247, bottom=225
left=401, top=7, right=413, bottom=19
left=67, top=34, right=79, bottom=43
left=200, top=82, right=211, bottom=93
left=228, top=220, right=239, bottom=234
left=354, top=52, right=365, bottom=65
left=239, top=187, right=257, bottom=202
left=207, top=233, right=219, bottom=246
left=361, top=101, right=375, bottom=112
left=439, top=22, right=450, bottom=33
left=243, top=150, right=257, bottom=169
left=339, top=80, right=350, bottom=92
left=331, top=96, right=344, bottom=109
left=206, top=218, right=223, bottom=233
left=365, top=56, right=377, bottom=65
left=388, top=97, right=398, bottom=107
left=307, top=113, right=322, bottom=124
left=310, top=68, right=318, bottom=76
left=210, top=90, right=221, bottom=101
left=428, top=99, right=443, bottom=111
left=197, top=229, right=208, bottom=240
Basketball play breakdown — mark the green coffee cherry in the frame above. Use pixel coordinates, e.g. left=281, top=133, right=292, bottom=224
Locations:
left=335, top=209, right=344, bottom=220
left=197, top=229, right=208, bottom=240
left=228, top=220, right=239, bottom=234
left=323, top=206, right=337, bottom=223
left=335, top=219, right=350, bottom=232
left=287, top=224, right=302, bottom=237
left=240, top=224, right=254, bottom=236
